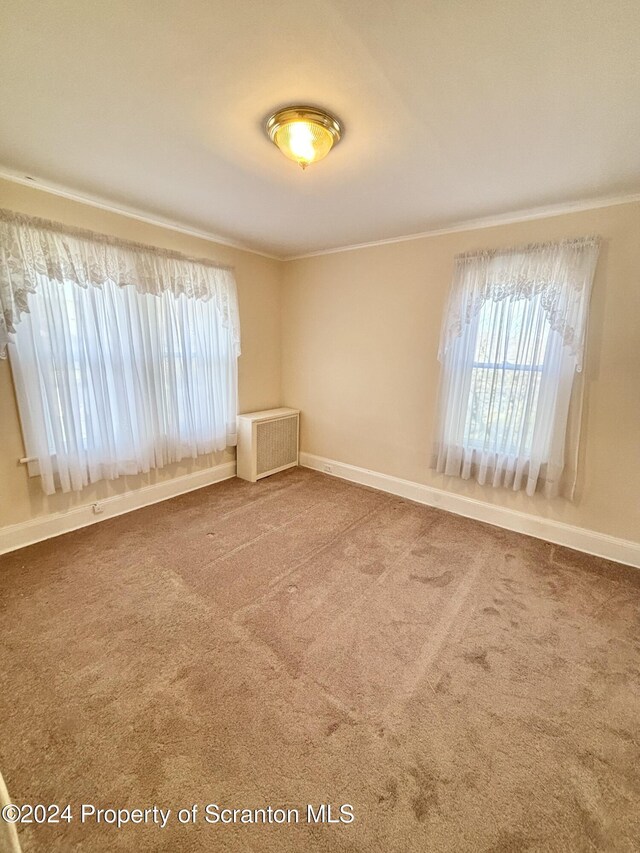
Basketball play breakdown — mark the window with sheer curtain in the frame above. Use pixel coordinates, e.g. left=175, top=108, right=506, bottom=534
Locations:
left=0, top=210, right=240, bottom=495
left=432, top=238, right=600, bottom=498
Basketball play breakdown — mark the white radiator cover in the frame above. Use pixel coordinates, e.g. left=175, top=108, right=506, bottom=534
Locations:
left=236, top=408, right=300, bottom=482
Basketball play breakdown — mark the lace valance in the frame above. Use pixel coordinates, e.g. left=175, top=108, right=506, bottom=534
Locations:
left=439, top=236, right=600, bottom=371
left=0, top=208, right=241, bottom=358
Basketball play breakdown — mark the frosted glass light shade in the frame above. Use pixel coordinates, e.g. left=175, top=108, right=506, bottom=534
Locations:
left=266, top=106, right=342, bottom=169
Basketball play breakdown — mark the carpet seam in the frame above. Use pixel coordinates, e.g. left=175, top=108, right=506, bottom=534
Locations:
left=230, top=498, right=392, bottom=620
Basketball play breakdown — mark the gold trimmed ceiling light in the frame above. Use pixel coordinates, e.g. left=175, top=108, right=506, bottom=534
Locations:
left=265, top=105, right=343, bottom=170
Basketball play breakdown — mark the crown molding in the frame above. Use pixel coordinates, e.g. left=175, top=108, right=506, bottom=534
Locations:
left=0, top=169, right=281, bottom=261
left=2, top=167, right=638, bottom=263
left=284, top=191, right=640, bottom=261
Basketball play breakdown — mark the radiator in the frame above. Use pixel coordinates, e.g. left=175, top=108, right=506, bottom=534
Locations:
left=236, top=408, right=300, bottom=482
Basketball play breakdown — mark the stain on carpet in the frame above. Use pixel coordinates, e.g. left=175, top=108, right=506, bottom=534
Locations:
left=409, top=570, right=454, bottom=587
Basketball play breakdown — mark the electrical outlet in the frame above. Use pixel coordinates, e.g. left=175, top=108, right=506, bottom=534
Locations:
left=92, top=502, right=104, bottom=515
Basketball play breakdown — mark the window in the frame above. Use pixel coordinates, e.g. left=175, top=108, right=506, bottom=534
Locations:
left=1, top=212, right=240, bottom=495
left=463, top=295, right=549, bottom=455
left=433, top=238, right=599, bottom=498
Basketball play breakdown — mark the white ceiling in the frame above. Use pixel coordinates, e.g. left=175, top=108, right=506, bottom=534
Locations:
left=0, top=0, right=639, bottom=258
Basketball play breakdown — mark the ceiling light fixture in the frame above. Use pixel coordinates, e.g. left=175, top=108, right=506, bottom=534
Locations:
left=265, top=105, right=343, bottom=170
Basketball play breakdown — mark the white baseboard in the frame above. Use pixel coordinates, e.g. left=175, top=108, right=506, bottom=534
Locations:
left=0, top=461, right=236, bottom=555
left=3, top=453, right=637, bottom=569
left=300, top=452, right=640, bottom=569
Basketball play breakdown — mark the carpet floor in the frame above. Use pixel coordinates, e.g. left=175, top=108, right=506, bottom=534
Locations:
left=0, top=468, right=639, bottom=852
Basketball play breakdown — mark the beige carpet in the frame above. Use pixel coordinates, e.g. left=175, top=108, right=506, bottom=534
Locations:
left=0, top=468, right=639, bottom=852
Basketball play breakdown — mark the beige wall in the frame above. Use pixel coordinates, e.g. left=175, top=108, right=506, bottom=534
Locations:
left=0, top=179, right=282, bottom=527
left=2, top=179, right=638, bottom=545
left=282, top=201, right=640, bottom=543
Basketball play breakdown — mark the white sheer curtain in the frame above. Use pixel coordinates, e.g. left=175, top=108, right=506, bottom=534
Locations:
left=0, top=209, right=240, bottom=495
left=433, top=238, right=600, bottom=498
